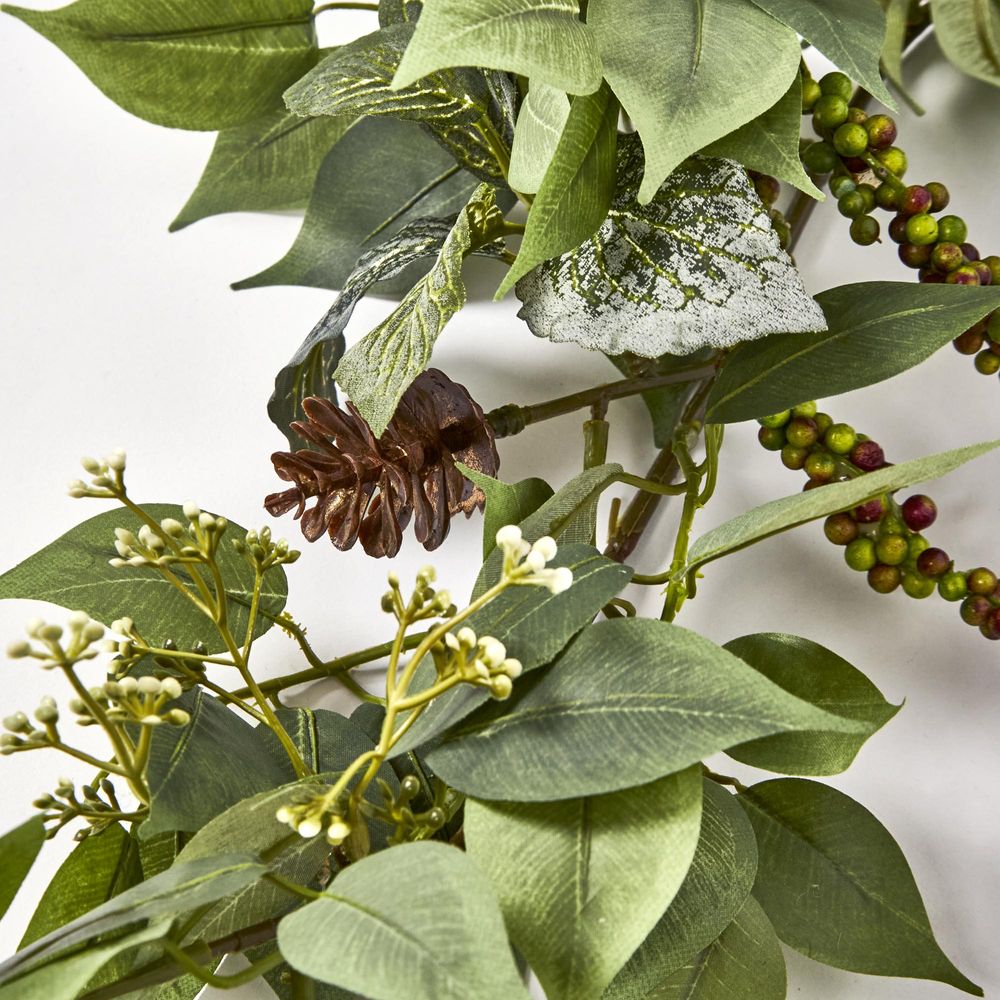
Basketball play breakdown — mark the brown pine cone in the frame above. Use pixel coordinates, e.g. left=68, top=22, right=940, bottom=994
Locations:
left=265, top=370, right=499, bottom=558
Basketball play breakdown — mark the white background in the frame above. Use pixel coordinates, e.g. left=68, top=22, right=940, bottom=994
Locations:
left=1, top=6, right=999, bottom=998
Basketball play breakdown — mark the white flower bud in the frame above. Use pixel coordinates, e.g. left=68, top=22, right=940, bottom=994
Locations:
left=92, top=476, right=112, bottom=489
left=6, top=641, right=31, bottom=659
left=68, top=611, right=90, bottom=630
left=326, top=818, right=351, bottom=845
left=82, top=622, right=104, bottom=642
left=525, top=550, right=546, bottom=572
left=108, top=558, right=127, bottom=569
left=38, top=624, right=63, bottom=641
left=111, top=618, right=134, bottom=635
left=457, top=627, right=477, bottom=649
left=164, top=709, right=191, bottom=726
left=417, top=564, right=437, bottom=584
left=502, top=658, right=523, bottom=679
left=107, top=449, right=127, bottom=472
left=275, top=806, right=293, bottom=825
left=127, top=556, right=149, bottom=567
left=198, top=512, right=216, bottom=531
left=25, top=618, right=45, bottom=637
left=118, top=677, right=138, bottom=695
left=479, top=637, right=506, bottom=668
left=444, top=632, right=460, bottom=651
left=137, top=676, right=161, bottom=695
left=67, top=479, right=89, bottom=497
left=473, top=659, right=490, bottom=679
left=160, top=677, right=182, bottom=700
left=81, top=456, right=102, bottom=475
left=160, top=518, right=185, bottom=537
left=182, top=502, right=201, bottom=521
left=491, top=675, right=513, bottom=700
left=546, top=567, right=574, bottom=595
left=532, top=536, right=558, bottom=562
left=297, top=817, right=322, bottom=838
left=140, top=714, right=163, bottom=726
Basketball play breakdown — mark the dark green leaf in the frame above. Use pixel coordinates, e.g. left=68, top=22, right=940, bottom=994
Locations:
left=683, top=438, right=1000, bottom=575
left=497, top=82, right=618, bottom=297
left=724, top=633, right=900, bottom=775
left=750, top=0, right=897, bottom=107
left=933, top=0, right=1000, bottom=87
left=465, top=769, right=702, bottom=1000
left=588, top=0, right=800, bottom=203
left=702, top=76, right=822, bottom=198
left=138, top=832, right=183, bottom=880
left=706, top=283, right=1000, bottom=423
left=508, top=82, right=570, bottom=194
left=170, top=108, right=353, bottom=231
left=379, top=0, right=421, bottom=26
left=2, top=0, right=317, bottom=130
left=278, top=841, right=529, bottom=999
left=459, top=466, right=554, bottom=558
left=393, top=0, right=602, bottom=95
left=516, top=137, right=826, bottom=357
left=0, top=504, right=286, bottom=652
left=0, top=817, right=45, bottom=921
left=426, top=618, right=867, bottom=800
left=604, top=779, right=758, bottom=997
left=740, top=778, right=982, bottom=995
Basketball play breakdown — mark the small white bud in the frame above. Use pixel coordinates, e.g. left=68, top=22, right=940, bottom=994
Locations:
left=107, top=449, right=126, bottom=472
left=68, top=611, right=90, bottom=630
left=495, top=525, right=523, bottom=551
left=127, top=556, right=149, bottom=568
left=82, top=622, right=104, bottom=643
left=491, top=675, right=513, bottom=700
left=160, top=518, right=185, bottom=537
left=91, top=476, right=112, bottom=489
left=164, top=709, right=191, bottom=726
left=109, top=558, right=127, bottom=569
left=118, top=677, right=138, bottom=695
left=6, top=641, right=31, bottom=659
left=297, top=818, right=322, bottom=838
left=525, top=550, right=546, bottom=572
left=326, top=818, right=351, bottom=845
left=111, top=617, right=134, bottom=635
left=67, top=480, right=89, bottom=498
left=532, top=536, right=558, bottom=562
left=546, top=567, right=574, bottom=595
left=140, top=714, right=163, bottom=726
left=137, top=676, right=161, bottom=695
left=160, top=677, right=182, bottom=700
left=38, top=624, right=63, bottom=641
left=81, top=456, right=102, bottom=475
left=417, top=564, right=437, bottom=584
left=25, top=619, right=45, bottom=637
left=198, top=512, right=216, bottom=531
left=479, top=637, right=506, bottom=668
left=502, top=658, right=523, bottom=679
left=473, top=659, right=490, bottom=679
left=275, top=806, right=293, bottom=825
left=182, top=502, right=201, bottom=521
left=444, top=633, right=460, bottom=651
left=457, top=627, right=477, bottom=649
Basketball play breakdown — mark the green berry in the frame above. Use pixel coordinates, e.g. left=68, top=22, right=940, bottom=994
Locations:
left=850, top=215, right=880, bottom=246
left=946, top=265, right=981, bottom=286
left=868, top=564, right=902, bottom=594
left=856, top=184, right=877, bottom=212
left=801, top=77, right=822, bottom=110
left=875, top=534, right=909, bottom=566
left=936, top=215, right=968, bottom=244
left=838, top=191, right=867, bottom=219
left=845, top=537, right=877, bottom=572
left=938, top=571, right=969, bottom=602
left=902, top=572, right=936, bottom=599
left=814, top=94, right=849, bottom=128
left=802, top=141, right=839, bottom=175
left=805, top=451, right=837, bottom=482
left=781, top=444, right=809, bottom=470
left=833, top=122, right=868, bottom=156
left=967, top=567, right=998, bottom=595
left=819, top=71, right=854, bottom=100
left=905, top=213, right=938, bottom=246
left=813, top=412, right=833, bottom=435
left=874, top=146, right=907, bottom=177
left=824, top=423, right=857, bottom=455
left=874, top=183, right=900, bottom=210
left=974, top=350, right=1000, bottom=375
left=931, top=242, right=964, bottom=273
left=758, top=426, right=785, bottom=451
left=864, top=114, right=898, bottom=150
left=824, top=512, right=859, bottom=545
left=988, top=310, right=1000, bottom=343
left=906, top=535, right=930, bottom=563
left=785, top=416, right=819, bottom=448
left=829, top=174, right=857, bottom=199
left=925, top=181, right=950, bottom=211
left=791, top=400, right=817, bottom=418
left=960, top=594, right=992, bottom=626
left=983, top=257, right=1000, bottom=286
left=757, top=410, right=791, bottom=428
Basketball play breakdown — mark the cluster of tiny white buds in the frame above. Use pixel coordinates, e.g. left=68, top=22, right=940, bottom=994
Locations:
left=6, top=612, right=105, bottom=669
left=495, top=526, right=573, bottom=595
left=232, top=526, right=300, bottom=571
left=438, top=626, right=522, bottom=699
left=275, top=798, right=352, bottom=846
left=67, top=449, right=127, bottom=499
left=106, top=505, right=229, bottom=571
left=382, top=564, right=455, bottom=622
left=94, top=675, right=189, bottom=727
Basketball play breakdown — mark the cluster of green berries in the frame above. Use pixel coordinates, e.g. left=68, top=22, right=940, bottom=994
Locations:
left=756, top=403, right=1000, bottom=640
left=748, top=169, right=790, bottom=249
left=800, top=71, right=1000, bottom=382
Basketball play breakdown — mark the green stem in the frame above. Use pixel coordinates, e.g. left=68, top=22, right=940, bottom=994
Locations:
left=160, top=941, right=284, bottom=989
left=313, top=2, right=378, bottom=12
left=263, top=871, right=323, bottom=901
left=291, top=972, right=317, bottom=1000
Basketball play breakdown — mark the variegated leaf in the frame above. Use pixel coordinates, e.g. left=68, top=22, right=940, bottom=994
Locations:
left=516, top=135, right=826, bottom=357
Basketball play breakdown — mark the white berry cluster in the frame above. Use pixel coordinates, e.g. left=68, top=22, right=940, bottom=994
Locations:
left=108, top=503, right=228, bottom=569
left=433, top=626, right=523, bottom=700
left=6, top=611, right=105, bottom=669
left=495, top=525, right=574, bottom=594
left=67, top=449, right=127, bottom=499
left=276, top=796, right=353, bottom=847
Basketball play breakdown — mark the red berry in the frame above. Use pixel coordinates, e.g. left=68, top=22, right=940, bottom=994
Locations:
left=901, top=494, right=937, bottom=530
left=899, top=185, right=932, bottom=215
left=850, top=440, right=885, bottom=471
left=980, top=608, right=1000, bottom=641
left=961, top=595, right=992, bottom=626
left=916, top=547, right=950, bottom=577
left=853, top=497, right=886, bottom=523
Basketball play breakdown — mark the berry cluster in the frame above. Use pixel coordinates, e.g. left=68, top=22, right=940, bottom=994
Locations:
left=756, top=403, right=1000, bottom=640
left=799, top=70, right=1000, bottom=383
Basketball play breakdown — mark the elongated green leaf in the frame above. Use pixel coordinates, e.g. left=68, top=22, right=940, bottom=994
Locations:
left=20, top=823, right=142, bottom=948
left=171, top=108, right=353, bottom=231
left=741, top=778, right=982, bottom=994
left=707, top=283, right=1000, bottom=423
left=751, top=0, right=896, bottom=107
left=460, top=467, right=554, bottom=557
left=881, top=0, right=923, bottom=110
left=0, top=504, right=286, bottom=652
left=650, top=895, right=786, bottom=999
left=589, top=0, right=800, bottom=203
left=2, top=0, right=317, bottom=130
left=278, top=841, right=529, bottom=999
left=143, top=691, right=292, bottom=838
left=497, top=83, right=617, bottom=297
left=426, top=618, right=867, bottom=801
left=604, top=779, right=758, bottom=997
left=138, top=832, right=182, bottom=881
left=393, top=0, right=601, bottom=94
left=517, top=137, right=827, bottom=357
left=0, top=817, right=45, bottom=921
left=724, top=633, right=899, bottom=776
left=466, top=769, right=702, bottom=1000
left=390, top=543, right=631, bottom=756
left=508, top=82, right=570, bottom=194
left=684, top=438, right=1000, bottom=575
left=335, top=184, right=506, bottom=434
left=933, top=0, right=1000, bottom=87
left=702, top=76, right=822, bottom=198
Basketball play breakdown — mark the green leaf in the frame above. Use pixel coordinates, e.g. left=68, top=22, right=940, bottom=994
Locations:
left=588, top=0, right=800, bottom=203
left=508, top=82, right=570, bottom=194
left=278, top=841, right=530, bottom=999
left=465, top=768, right=702, bottom=1000
left=389, top=543, right=631, bottom=757
left=497, top=82, right=618, bottom=297
left=933, top=0, right=1000, bottom=87
left=285, top=23, right=514, bottom=182
left=2, top=0, right=317, bottom=130
left=740, top=778, right=982, bottom=995
left=20, top=823, right=142, bottom=948
left=702, top=76, right=823, bottom=198
left=335, top=183, right=507, bottom=434
left=881, top=0, right=921, bottom=110
left=170, top=108, right=354, bottom=231
left=143, top=691, right=293, bottom=838
left=683, top=438, right=1000, bottom=575
left=604, top=779, right=758, bottom=997
left=379, top=0, right=421, bottom=25
left=393, top=0, right=602, bottom=95
left=516, top=137, right=827, bottom=357
left=706, top=282, right=1000, bottom=423
left=0, top=817, right=45, bottom=921
left=0, top=504, right=286, bottom=653
left=425, top=618, right=868, bottom=801
left=459, top=466, right=554, bottom=557
left=750, top=0, right=897, bottom=107
left=649, top=895, right=786, bottom=999
left=723, top=633, right=900, bottom=776
left=233, top=116, right=482, bottom=295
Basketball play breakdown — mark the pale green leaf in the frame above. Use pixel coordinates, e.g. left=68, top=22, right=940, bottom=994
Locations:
left=508, top=81, right=570, bottom=194
left=706, top=283, right=1000, bottom=423
left=466, top=769, right=702, bottom=1000
left=459, top=466, right=554, bottom=557
left=741, top=778, right=982, bottom=994
left=702, top=76, right=823, bottom=198
left=0, top=504, right=286, bottom=653
left=2, top=0, right=317, bottom=130
left=724, top=633, right=900, bottom=776
left=497, top=82, right=618, bottom=297
left=393, top=0, right=602, bottom=95
left=425, top=618, right=868, bottom=801
left=589, top=0, right=801, bottom=203
left=278, top=841, right=530, bottom=999
left=933, top=0, right=1000, bottom=87
left=0, top=817, right=45, bottom=922
left=517, top=137, right=827, bottom=357
left=604, top=779, right=758, bottom=997
left=684, top=438, right=1000, bottom=575
left=750, top=0, right=897, bottom=107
